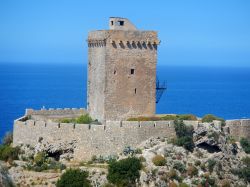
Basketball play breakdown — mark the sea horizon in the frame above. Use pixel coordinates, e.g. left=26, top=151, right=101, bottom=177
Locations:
left=0, top=62, right=250, bottom=140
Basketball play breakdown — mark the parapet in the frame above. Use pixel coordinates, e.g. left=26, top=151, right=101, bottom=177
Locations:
left=225, top=119, right=250, bottom=140
left=109, top=17, right=137, bottom=31
left=25, top=108, right=87, bottom=121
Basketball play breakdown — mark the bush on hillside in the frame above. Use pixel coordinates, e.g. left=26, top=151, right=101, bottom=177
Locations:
left=0, top=145, right=20, bottom=162
left=107, top=157, right=142, bottom=186
left=187, top=165, right=198, bottom=177
left=173, top=161, right=186, bottom=173
left=173, top=120, right=194, bottom=151
left=202, top=114, right=225, bottom=123
left=34, top=152, right=47, bottom=166
left=176, top=114, right=197, bottom=120
left=56, top=168, right=91, bottom=187
left=240, top=138, right=250, bottom=154
left=232, top=156, right=250, bottom=183
left=152, top=155, right=166, bottom=166
left=25, top=152, right=65, bottom=172
left=207, top=159, right=217, bottom=173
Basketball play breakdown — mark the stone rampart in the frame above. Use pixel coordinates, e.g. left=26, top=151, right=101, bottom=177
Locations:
left=13, top=119, right=175, bottom=160
left=226, top=119, right=250, bottom=140
left=25, top=108, right=87, bottom=121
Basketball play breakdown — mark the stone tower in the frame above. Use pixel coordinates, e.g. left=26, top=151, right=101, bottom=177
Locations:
left=87, top=17, right=159, bottom=122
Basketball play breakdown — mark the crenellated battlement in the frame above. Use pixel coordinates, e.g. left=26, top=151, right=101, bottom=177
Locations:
left=13, top=118, right=175, bottom=160
left=225, top=119, right=250, bottom=140
left=25, top=108, right=87, bottom=121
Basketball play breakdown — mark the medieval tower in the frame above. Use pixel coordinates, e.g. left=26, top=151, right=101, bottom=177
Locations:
left=87, top=17, right=159, bottom=122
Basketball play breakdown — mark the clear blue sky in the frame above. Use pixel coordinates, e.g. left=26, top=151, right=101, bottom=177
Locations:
left=0, top=0, right=250, bottom=66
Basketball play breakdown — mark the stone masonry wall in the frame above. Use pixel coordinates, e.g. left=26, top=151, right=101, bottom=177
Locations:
left=25, top=108, right=87, bottom=121
left=87, top=29, right=159, bottom=122
left=226, top=119, right=250, bottom=140
left=105, top=30, right=158, bottom=121
left=13, top=119, right=175, bottom=161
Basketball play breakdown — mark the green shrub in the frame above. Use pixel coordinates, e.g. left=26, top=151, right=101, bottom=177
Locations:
left=107, top=157, right=142, bottom=187
left=152, top=155, right=166, bottom=166
left=0, top=145, right=20, bottom=162
left=221, top=179, right=231, bottom=187
left=239, top=167, right=250, bottom=182
left=173, top=120, right=194, bottom=152
left=176, top=114, right=197, bottom=121
left=178, top=183, right=189, bottom=187
left=34, top=152, right=47, bottom=166
left=187, top=165, right=198, bottom=177
left=76, top=114, right=93, bottom=124
left=2, top=132, right=13, bottom=145
left=127, top=116, right=161, bottom=121
left=127, top=114, right=197, bottom=121
left=195, top=160, right=201, bottom=166
left=56, top=168, right=91, bottom=187
left=173, top=161, right=186, bottom=173
left=242, top=156, right=250, bottom=166
left=240, top=138, right=250, bottom=154
left=202, top=114, right=225, bottom=123
left=175, top=136, right=194, bottom=152
left=174, top=120, right=193, bottom=138
left=167, top=169, right=178, bottom=180
left=60, top=114, right=93, bottom=124
left=169, top=181, right=178, bottom=187
left=160, top=115, right=177, bottom=120
left=207, top=159, right=216, bottom=173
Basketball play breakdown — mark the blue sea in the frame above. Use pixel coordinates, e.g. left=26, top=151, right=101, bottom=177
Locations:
left=0, top=63, right=250, bottom=140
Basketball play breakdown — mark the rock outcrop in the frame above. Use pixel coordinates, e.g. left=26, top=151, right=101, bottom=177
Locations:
left=137, top=122, right=249, bottom=187
left=0, top=162, right=14, bottom=187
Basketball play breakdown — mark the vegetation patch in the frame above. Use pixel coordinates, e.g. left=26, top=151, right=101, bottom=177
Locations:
left=152, top=155, right=166, bottom=166
left=240, top=138, right=250, bottom=154
left=173, top=161, right=186, bottom=173
left=107, top=157, right=142, bottom=187
left=25, top=152, right=66, bottom=172
left=0, top=132, right=20, bottom=163
left=202, top=114, right=225, bottom=124
left=173, top=120, right=194, bottom=152
left=127, top=114, right=197, bottom=121
left=59, top=114, right=93, bottom=124
left=56, top=168, right=91, bottom=187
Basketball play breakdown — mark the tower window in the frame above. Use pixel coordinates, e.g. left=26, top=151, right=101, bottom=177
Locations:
left=135, top=88, right=137, bottom=94
left=111, top=21, right=114, bottom=25
left=118, top=21, right=124, bottom=26
left=130, top=69, right=135, bottom=74
left=114, top=70, right=116, bottom=74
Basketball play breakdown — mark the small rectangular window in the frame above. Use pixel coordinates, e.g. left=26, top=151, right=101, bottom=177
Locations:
left=135, top=88, right=137, bottom=94
left=130, top=69, right=135, bottom=74
left=119, top=21, right=124, bottom=26
left=111, top=21, right=114, bottom=25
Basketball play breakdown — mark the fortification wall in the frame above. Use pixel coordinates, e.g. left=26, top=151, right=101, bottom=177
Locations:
left=13, top=119, right=175, bottom=160
left=226, top=119, right=250, bottom=140
left=25, top=108, right=87, bottom=121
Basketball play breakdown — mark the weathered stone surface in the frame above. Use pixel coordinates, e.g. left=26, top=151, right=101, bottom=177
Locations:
left=13, top=118, right=175, bottom=160
left=88, top=17, right=159, bottom=122
left=137, top=136, right=248, bottom=187
left=0, top=162, right=14, bottom=187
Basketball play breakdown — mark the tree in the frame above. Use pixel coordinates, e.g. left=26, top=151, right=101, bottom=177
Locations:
left=56, top=169, right=91, bottom=187
left=107, top=157, right=142, bottom=186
